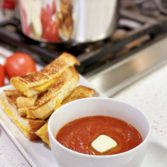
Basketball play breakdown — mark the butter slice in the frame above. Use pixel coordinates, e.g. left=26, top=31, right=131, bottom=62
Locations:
left=91, top=135, right=117, bottom=153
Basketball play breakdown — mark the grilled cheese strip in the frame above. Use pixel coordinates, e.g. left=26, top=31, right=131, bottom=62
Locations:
left=11, top=53, right=80, bottom=97
left=36, top=123, right=49, bottom=146
left=62, top=85, right=96, bottom=104
left=16, top=96, right=37, bottom=108
left=36, top=85, right=96, bottom=146
left=0, top=92, right=45, bottom=140
left=16, top=96, right=37, bottom=117
left=17, top=96, right=37, bottom=117
left=4, top=90, right=37, bottom=117
left=26, top=67, right=79, bottom=119
left=4, top=90, right=22, bottom=106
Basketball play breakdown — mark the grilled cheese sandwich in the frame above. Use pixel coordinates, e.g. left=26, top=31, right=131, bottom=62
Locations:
left=62, top=85, right=96, bottom=104
left=0, top=91, right=45, bottom=140
left=0, top=53, right=97, bottom=144
left=11, top=53, right=80, bottom=97
left=25, top=67, right=79, bottom=119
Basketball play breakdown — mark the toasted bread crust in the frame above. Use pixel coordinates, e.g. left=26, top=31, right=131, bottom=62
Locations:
left=4, top=90, right=21, bottom=106
left=62, top=85, right=96, bottom=104
left=26, top=67, right=79, bottom=119
left=0, top=93, right=45, bottom=140
left=36, top=123, right=50, bottom=146
left=11, top=53, right=80, bottom=97
left=16, top=96, right=37, bottom=108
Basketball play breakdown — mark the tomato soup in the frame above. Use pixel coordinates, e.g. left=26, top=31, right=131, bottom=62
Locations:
left=56, top=116, right=143, bottom=155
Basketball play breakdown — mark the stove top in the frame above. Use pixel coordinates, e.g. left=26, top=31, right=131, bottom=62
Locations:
left=0, top=1, right=167, bottom=75
left=1, top=1, right=167, bottom=96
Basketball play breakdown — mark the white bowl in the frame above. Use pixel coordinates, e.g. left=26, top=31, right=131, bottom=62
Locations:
left=48, top=97, right=151, bottom=167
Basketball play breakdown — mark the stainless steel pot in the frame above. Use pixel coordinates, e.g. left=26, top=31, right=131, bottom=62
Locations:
left=18, top=0, right=118, bottom=43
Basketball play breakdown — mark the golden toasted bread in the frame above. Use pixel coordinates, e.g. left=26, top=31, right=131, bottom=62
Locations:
left=16, top=96, right=37, bottom=117
left=36, top=85, right=96, bottom=146
left=25, top=67, right=79, bottom=119
left=36, top=123, right=49, bottom=146
left=0, top=91, right=45, bottom=140
left=62, top=85, right=96, bottom=104
left=11, top=53, right=80, bottom=97
left=4, top=90, right=37, bottom=117
left=16, top=96, right=37, bottom=108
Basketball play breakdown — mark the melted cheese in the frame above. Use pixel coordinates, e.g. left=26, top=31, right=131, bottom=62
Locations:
left=33, top=79, right=56, bottom=91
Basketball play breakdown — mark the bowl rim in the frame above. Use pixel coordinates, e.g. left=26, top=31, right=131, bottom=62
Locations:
left=48, top=97, right=151, bottom=158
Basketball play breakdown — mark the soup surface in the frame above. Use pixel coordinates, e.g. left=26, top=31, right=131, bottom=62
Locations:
left=56, top=116, right=143, bottom=155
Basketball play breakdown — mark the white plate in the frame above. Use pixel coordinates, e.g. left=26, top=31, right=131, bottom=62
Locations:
left=142, top=137, right=167, bottom=167
left=0, top=77, right=167, bottom=167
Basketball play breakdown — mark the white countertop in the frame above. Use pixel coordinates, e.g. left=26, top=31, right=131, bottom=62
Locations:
left=0, top=127, right=30, bottom=167
left=0, top=48, right=31, bottom=167
left=1, top=62, right=167, bottom=166
left=114, top=65, right=167, bottom=143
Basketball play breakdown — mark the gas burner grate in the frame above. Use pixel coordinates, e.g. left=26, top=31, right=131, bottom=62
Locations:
left=122, top=0, right=167, bottom=17
left=0, top=9, right=167, bottom=74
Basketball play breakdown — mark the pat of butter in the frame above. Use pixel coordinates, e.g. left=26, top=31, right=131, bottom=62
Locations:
left=91, top=135, right=117, bottom=153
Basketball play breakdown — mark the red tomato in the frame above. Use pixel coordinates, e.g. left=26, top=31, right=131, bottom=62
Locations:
left=4, top=52, right=36, bottom=79
left=0, top=64, right=5, bottom=86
